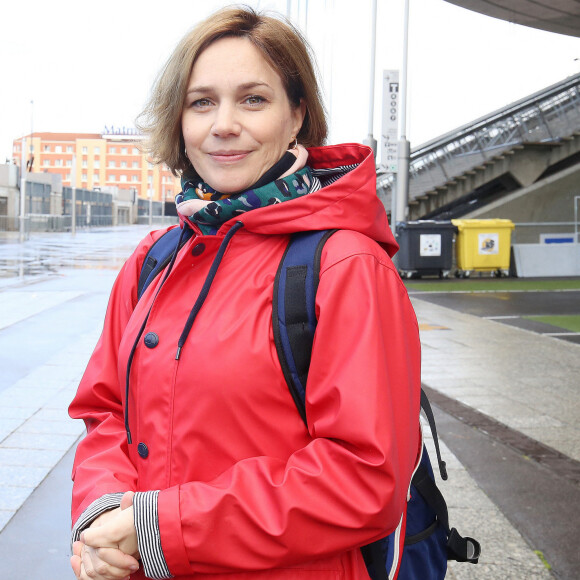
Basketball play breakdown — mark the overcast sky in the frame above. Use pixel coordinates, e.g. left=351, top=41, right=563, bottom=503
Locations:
left=2, top=0, right=579, bottom=165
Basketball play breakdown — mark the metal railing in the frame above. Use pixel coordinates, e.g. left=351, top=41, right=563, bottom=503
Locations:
left=378, top=73, right=580, bottom=202
left=512, top=222, right=578, bottom=244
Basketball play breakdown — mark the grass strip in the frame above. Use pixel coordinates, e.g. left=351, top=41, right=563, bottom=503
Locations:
left=522, top=315, right=580, bottom=332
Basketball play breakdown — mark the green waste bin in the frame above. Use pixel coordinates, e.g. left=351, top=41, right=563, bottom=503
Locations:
left=396, top=221, right=457, bottom=279
left=451, top=219, right=514, bottom=277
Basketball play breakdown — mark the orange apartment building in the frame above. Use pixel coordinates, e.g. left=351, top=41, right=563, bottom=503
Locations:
left=12, top=129, right=181, bottom=203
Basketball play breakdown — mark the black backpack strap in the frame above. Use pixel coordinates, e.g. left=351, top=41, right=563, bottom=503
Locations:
left=272, top=230, right=337, bottom=425
left=420, top=389, right=448, bottom=480
left=411, top=463, right=481, bottom=563
left=137, top=226, right=194, bottom=300
left=360, top=542, right=389, bottom=580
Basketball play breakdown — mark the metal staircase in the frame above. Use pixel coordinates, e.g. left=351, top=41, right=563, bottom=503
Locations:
left=378, top=73, right=580, bottom=220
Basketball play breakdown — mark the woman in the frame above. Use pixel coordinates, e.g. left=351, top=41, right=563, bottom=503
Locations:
left=69, top=6, right=421, bottom=580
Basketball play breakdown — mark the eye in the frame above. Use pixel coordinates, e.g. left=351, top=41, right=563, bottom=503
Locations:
left=244, top=95, right=266, bottom=106
left=191, top=98, right=213, bottom=109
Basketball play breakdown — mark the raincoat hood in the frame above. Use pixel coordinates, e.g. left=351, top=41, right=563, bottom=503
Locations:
left=183, top=143, right=398, bottom=257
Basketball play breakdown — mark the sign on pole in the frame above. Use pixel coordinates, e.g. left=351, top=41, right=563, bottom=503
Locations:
left=381, top=70, right=400, bottom=173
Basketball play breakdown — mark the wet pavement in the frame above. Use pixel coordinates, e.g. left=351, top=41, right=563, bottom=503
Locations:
left=412, top=288, right=580, bottom=344
left=0, top=226, right=578, bottom=579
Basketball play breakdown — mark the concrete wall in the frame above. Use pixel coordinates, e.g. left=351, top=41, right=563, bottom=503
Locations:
left=465, top=163, right=580, bottom=224
left=0, top=165, right=20, bottom=218
left=513, top=244, right=580, bottom=277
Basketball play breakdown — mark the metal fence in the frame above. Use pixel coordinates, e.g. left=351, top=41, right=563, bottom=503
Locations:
left=62, top=187, right=114, bottom=227
left=512, top=222, right=579, bottom=244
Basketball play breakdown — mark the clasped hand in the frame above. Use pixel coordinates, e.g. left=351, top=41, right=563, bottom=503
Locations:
left=71, top=491, right=140, bottom=580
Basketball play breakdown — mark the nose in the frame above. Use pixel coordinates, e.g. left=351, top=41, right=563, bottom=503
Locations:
left=211, top=102, right=241, bottom=137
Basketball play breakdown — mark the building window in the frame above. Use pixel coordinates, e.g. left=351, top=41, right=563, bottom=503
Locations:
left=132, top=175, right=138, bottom=182
left=133, top=147, right=139, bottom=155
left=109, top=160, right=116, bottom=168
left=55, top=145, right=62, bottom=153
left=94, top=160, right=100, bottom=168
left=44, top=145, right=50, bottom=152
left=121, top=147, right=127, bottom=154
left=66, top=174, right=71, bottom=180
left=44, top=159, right=51, bottom=166
left=108, top=174, right=115, bottom=182
left=109, top=147, right=116, bottom=154
left=55, top=159, right=63, bottom=167
left=95, top=147, right=100, bottom=154
left=148, top=175, right=153, bottom=184
left=132, top=161, right=139, bottom=168
left=82, top=173, right=87, bottom=181
left=94, top=173, right=100, bottom=182
left=82, top=146, right=88, bottom=154
left=121, top=161, right=127, bottom=168
left=120, top=175, right=127, bottom=183
left=82, top=160, right=88, bottom=168
left=67, top=146, right=73, bottom=153
left=66, top=160, right=72, bottom=167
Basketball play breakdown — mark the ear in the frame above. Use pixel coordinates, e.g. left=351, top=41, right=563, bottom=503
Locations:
left=291, top=99, right=307, bottom=137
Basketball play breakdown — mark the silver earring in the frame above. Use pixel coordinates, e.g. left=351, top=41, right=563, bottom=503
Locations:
left=291, top=137, right=298, bottom=150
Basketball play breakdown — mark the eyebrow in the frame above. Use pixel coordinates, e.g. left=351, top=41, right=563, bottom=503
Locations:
left=186, top=81, right=273, bottom=95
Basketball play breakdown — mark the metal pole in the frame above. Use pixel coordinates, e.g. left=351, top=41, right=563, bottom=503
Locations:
left=364, top=0, right=378, bottom=156
left=575, top=195, right=579, bottom=244
left=395, top=0, right=411, bottom=224
left=19, top=137, right=27, bottom=242
left=148, top=189, right=153, bottom=227
left=71, top=155, right=77, bottom=236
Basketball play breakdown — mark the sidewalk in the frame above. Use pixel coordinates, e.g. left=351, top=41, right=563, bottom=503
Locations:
left=414, top=297, right=580, bottom=579
left=0, top=226, right=578, bottom=579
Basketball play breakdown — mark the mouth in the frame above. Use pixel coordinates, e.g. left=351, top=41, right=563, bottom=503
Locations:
left=208, top=150, right=250, bottom=163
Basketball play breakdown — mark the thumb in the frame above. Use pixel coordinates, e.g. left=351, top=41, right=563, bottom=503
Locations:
left=120, top=491, right=135, bottom=510
left=81, top=525, right=115, bottom=549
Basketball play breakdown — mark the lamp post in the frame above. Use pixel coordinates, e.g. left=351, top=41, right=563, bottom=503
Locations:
left=363, top=0, right=378, bottom=157
left=394, top=0, right=411, bottom=226
left=71, top=155, right=77, bottom=236
left=19, top=137, right=27, bottom=242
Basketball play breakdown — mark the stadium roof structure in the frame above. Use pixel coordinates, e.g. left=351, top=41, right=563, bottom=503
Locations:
left=444, top=0, right=580, bottom=38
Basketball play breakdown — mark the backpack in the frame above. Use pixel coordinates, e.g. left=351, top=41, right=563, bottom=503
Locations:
left=138, top=226, right=481, bottom=580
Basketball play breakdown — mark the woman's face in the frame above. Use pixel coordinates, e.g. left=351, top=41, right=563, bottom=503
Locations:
left=182, top=36, right=305, bottom=193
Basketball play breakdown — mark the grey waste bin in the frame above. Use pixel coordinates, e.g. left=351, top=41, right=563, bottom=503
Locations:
left=395, top=220, right=457, bottom=279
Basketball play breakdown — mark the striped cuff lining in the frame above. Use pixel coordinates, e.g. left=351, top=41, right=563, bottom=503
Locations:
left=71, top=493, right=124, bottom=544
left=134, top=490, right=172, bottom=579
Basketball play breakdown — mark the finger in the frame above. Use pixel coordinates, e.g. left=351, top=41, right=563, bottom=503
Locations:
left=81, top=545, right=96, bottom=579
left=82, top=526, right=117, bottom=550
left=82, top=544, right=138, bottom=580
left=95, top=547, right=139, bottom=571
left=73, top=540, right=84, bottom=558
left=120, top=491, right=135, bottom=511
left=70, top=554, right=82, bottom=578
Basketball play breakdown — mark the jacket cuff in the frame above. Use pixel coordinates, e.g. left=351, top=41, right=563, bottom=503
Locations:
left=134, top=491, right=172, bottom=579
left=71, top=492, right=124, bottom=544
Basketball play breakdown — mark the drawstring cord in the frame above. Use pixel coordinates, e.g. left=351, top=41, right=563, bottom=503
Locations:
left=124, top=225, right=191, bottom=444
left=124, top=221, right=244, bottom=444
left=176, top=221, right=244, bottom=359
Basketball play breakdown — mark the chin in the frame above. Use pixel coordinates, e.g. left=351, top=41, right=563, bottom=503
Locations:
left=207, top=175, right=254, bottom=194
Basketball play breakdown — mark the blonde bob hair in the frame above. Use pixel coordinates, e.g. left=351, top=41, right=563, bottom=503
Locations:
left=137, top=6, right=328, bottom=176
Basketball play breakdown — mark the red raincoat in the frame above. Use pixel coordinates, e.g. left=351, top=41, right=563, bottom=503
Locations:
left=69, top=143, right=422, bottom=579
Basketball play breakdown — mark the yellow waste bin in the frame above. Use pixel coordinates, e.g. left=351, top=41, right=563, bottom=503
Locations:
left=451, top=219, right=515, bottom=277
